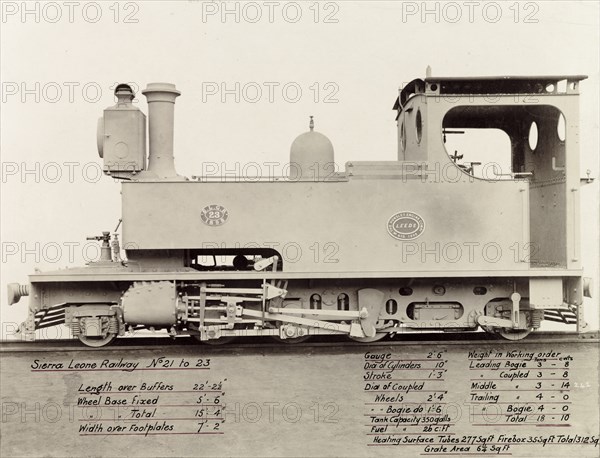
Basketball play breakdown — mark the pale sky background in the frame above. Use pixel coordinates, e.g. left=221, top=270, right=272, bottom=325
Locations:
left=1, top=1, right=598, bottom=336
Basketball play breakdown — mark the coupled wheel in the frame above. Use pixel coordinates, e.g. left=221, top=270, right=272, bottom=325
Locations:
left=350, top=332, right=387, bottom=343
left=190, top=334, right=236, bottom=345
left=77, top=333, right=117, bottom=348
left=203, top=336, right=237, bottom=345
left=350, top=319, right=389, bottom=342
left=188, top=323, right=237, bottom=345
left=271, top=335, right=311, bottom=344
left=271, top=322, right=311, bottom=344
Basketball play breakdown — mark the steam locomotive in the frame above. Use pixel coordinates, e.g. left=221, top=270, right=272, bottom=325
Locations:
left=7, top=75, right=593, bottom=347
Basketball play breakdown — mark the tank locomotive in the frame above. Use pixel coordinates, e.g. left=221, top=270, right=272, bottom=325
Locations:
left=7, top=75, right=593, bottom=346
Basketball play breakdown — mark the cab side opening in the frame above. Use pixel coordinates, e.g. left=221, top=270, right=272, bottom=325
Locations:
left=443, top=104, right=568, bottom=267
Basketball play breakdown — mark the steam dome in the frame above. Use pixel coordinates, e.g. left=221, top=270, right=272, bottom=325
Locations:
left=289, top=117, right=335, bottom=181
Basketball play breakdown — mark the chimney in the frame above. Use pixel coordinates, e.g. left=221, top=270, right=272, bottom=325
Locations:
left=142, top=83, right=182, bottom=179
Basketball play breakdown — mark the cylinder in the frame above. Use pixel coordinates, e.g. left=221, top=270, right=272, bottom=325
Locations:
left=122, top=281, right=177, bottom=326
left=141, top=83, right=181, bottom=179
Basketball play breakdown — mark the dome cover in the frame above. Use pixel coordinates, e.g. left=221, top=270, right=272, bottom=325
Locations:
left=289, top=119, right=335, bottom=180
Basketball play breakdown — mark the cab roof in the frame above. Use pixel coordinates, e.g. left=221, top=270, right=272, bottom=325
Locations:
left=393, top=75, right=587, bottom=111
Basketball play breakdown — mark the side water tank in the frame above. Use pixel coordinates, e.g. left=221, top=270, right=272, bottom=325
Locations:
left=97, top=84, right=146, bottom=174
left=289, top=117, right=335, bottom=181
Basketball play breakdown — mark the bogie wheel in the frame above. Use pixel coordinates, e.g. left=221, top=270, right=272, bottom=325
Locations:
left=494, top=328, right=533, bottom=341
left=78, top=333, right=117, bottom=348
left=483, top=300, right=533, bottom=341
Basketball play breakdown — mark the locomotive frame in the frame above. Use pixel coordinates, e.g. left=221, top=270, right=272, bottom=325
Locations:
left=7, top=75, right=594, bottom=347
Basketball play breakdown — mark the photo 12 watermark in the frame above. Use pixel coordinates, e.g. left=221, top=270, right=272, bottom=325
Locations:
left=400, top=1, right=540, bottom=24
left=2, top=161, right=105, bottom=184
left=194, top=1, right=340, bottom=24
left=200, top=81, right=339, bottom=104
left=1, top=81, right=142, bottom=104
left=1, top=1, right=140, bottom=24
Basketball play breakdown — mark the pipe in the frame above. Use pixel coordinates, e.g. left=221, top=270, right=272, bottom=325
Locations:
left=141, top=83, right=181, bottom=179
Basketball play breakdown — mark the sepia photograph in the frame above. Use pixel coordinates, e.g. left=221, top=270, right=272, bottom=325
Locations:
left=1, top=1, right=598, bottom=456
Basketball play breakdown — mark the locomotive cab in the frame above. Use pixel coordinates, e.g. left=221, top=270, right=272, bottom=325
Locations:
left=394, top=76, right=585, bottom=271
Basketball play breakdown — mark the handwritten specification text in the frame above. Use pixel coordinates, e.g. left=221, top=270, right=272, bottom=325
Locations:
left=363, top=348, right=599, bottom=455
left=31, top=356, right=225, bottom=436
